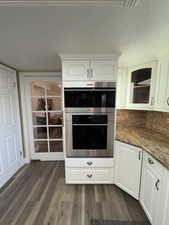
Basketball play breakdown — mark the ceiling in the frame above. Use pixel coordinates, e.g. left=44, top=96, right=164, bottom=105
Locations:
left=0, top=0, right=169, bottom=71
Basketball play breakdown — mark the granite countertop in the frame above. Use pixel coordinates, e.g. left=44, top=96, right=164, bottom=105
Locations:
left=116, top=126, right=169, bottom=170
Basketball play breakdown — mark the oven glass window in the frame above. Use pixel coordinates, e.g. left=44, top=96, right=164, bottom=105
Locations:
left=73, top=125, right=107, bottom=150
left=64, top=88, right=115, bottom=107
left=72, top=115, right=107, bottom=150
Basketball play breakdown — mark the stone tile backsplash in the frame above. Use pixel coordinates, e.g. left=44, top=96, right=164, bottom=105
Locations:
left=117, top=109, right=169, bottom=137
left=146, top=111, right=169, bottom=138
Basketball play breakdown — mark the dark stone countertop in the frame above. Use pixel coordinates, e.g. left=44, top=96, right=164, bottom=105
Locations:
left=116, top=126, right=169, bottom=170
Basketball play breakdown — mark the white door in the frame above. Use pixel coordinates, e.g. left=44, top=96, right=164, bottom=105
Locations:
left=0, top=66, right=23, bottom=188
left=91, top=61, right=116, bottom=81
left=114, top=141, right=142, bottom=199
left=155, top=58, right=169, bottom=112
left=24, top=77, right=64, bottom=161
left=62, top=61, right=89, bottom=81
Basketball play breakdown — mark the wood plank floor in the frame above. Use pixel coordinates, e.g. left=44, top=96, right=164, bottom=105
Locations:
left=0, top=161, right=149, bottom=225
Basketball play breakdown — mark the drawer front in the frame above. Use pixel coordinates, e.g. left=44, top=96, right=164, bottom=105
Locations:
left=65, top=158, right=114, bottom=168
left=66, top=167, right=114, bottom=184
left=144, top=152, right=163, bottom=174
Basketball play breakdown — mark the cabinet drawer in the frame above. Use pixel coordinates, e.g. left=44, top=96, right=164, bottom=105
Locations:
left=144, top=152, right=163, bottom=173
left=65, top=158, right=114, bottom=168
left=66, top=167, right=114, bottom=184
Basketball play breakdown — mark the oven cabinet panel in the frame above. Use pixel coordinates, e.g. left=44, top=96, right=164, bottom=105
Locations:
left=90, top=61, right=117, bottom=81
left=114, top=141, right=142, bottom=200
left=65, top=158, right=114, bottom=168
left=62, top=61, right=89, bottom=81
left=65, top=167, right=114, bottom=184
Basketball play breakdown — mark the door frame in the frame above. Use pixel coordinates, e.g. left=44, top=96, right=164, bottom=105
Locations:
left=19, top=72, right=65, bottom=162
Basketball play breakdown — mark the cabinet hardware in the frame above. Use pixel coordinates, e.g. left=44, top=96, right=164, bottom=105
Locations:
left=155, top=179, right=160, bottom=191
left=87, top=174, right=92, bottom=178
left=167, top=97, right=169, bottom=106
left=90, top=68, right=93, bottom=79
left=87, top=69, right=90, bottom=79
left=148, top=158, right=154, bottom=164
left=151, top=97, right=155, bottom=106
left=87, top=161, right=93, bottom=166
left=138, top=151, right=141, bottom=160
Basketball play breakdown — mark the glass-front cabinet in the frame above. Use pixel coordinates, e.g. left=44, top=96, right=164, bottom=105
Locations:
left=127, top=61, right=157, bottom=109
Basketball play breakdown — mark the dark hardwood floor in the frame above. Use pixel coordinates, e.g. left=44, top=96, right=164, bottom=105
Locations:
left=0, top=161, right=149, bottom=225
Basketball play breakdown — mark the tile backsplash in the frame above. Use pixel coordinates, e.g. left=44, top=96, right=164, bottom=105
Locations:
left=116, top=110, right=147, bottom=128
left=117, top=109, right=169, bottom=137
left=146, top=111, right=169, bottom=138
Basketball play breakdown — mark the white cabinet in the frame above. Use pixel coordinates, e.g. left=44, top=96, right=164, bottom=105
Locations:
left=65, top=158, right=114, bottom=184
left=155, top=56, right=169, bottom=112
left=61, top=55, right=119, bottom=81
left=140, top=152, right=164, bottom=224
left=116, top=68, right=128, bottom=109
left=62, top=61, right=89, bottom=81
left=114, top=141, right=142, bottom=199
left=126, top=61, right=157, bottom=110
left=162, top=172, right=169, bottom=225
left=91, top=60, right=117, bottom=81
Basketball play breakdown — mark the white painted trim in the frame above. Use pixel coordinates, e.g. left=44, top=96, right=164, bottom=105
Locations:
left=0, top=0, right=140, bottom=7
left=60, top=54, right=120, bottom=61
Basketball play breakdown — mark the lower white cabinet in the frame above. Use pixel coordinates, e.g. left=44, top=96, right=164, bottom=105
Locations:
left=140, top=152, right=164, bottom=225
left=65, top=158, right=114, bottom=184
left=114, top=141, right=142, bottom=199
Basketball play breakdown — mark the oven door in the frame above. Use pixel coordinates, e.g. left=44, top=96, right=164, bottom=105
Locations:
left=65, top=112, right=115, bottom=157
left=64, top=87, right=116, bottom=109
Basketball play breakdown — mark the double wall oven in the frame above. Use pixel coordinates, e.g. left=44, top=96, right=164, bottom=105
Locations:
left=64, top=82, right=116, bottom=157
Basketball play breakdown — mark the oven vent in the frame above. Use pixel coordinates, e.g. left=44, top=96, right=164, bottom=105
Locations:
left=0, top=0, right=141, bottom=7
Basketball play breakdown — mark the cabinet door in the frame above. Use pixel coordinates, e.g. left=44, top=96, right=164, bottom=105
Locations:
left=140, top=152, right=163, bottom=224
left=114, top=141, right=142, bottom=200
left=91, top=61, right=116, bottom=81
left=162, top=173, right=169, bottom=225
left=62, top=61, right=89, bottom=81
left=127, top=61, right=157, bottom=110
left=116, top=68, right=128, bottom=109
left=155, top=58, right=169, bottom=112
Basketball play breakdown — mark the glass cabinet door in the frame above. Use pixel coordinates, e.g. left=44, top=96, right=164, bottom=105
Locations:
left=31, top=81, right=63, bottom=153
left=129, top=68, right=152, bottom=104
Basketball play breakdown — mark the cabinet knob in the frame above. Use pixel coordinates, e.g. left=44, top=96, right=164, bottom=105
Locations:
left=87, top=161, right=93, bottom=166
left=167, top=97, right=169, bottom=106
left=155, top=179, right=160, bottom=191
left=148, top=158, right=154, bottom=164
left=87, top=174, right=93, bottom=178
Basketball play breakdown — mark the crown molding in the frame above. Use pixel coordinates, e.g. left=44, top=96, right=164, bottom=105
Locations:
left=0, top=0, right=140, bottom=7
left=60, top=54, right=121, bottom=61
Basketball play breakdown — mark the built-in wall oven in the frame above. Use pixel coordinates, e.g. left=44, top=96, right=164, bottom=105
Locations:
left=64, top=82, right=116, bottom=157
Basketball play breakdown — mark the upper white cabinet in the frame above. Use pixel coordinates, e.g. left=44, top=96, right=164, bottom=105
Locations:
left=155, top=55, right=169, bottom=112
left=140, top=152, right=164, bottom=225
left=61, top=55, right=119, bottom=81
left=114, top=141, right=142, bottom=200
left=62, top=61, right=89, bottom=81
left=126, top=61, right=157, bottom=110
left=91, top=60, right=117, bottom=81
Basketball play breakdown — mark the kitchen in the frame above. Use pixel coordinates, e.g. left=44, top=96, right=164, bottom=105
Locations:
left=0, top=1, right=169, bottom=225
